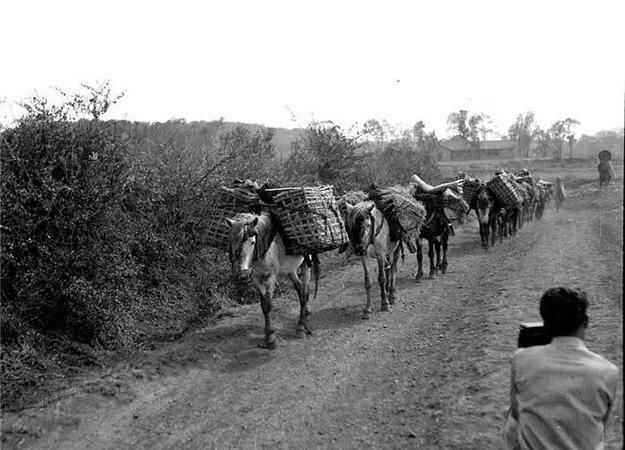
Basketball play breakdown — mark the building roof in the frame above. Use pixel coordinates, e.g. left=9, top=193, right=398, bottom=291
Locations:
left=438, top=139, right=517, bottom=152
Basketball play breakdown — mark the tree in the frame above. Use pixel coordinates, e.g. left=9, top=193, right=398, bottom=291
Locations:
left=284, top=122, right=364, bottom=192
left=508, top=112, right=538, bottom=159
left=447, top=110, right=483, bottom=142
left=447, top=110, right=470, bottom=140
left=548, top=120, right=567, bottom=160
left=562, top=117, right=580, bottom=159
left=413, top=120, right=439, bottom=153
left=477, top=113, right=495, bottom=141
left=362, top=119, right=385, bottom=151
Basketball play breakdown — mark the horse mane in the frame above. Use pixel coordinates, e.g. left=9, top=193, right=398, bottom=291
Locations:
left=345, top=201, right=375, bottom=242
left=230, top=212, right=277, bottom=262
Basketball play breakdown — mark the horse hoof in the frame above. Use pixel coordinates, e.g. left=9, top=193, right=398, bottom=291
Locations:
left=380, top=305, right=390, bottom=312
left=362, top=311, right=372, bottom=320
left=428, top=273, right=437, bottom=280
left=258, top=341, right=276, bottom=350
left=296, top=330, right=306, bottom=339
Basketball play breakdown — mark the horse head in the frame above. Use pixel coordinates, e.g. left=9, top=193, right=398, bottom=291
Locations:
left=344, top=202, right=376, bottom=257
left=225, top=212, right=275, bottom=280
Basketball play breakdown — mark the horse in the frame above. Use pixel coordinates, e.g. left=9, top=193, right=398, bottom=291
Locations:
left=413, top=191, right=453, bottom=281
left=598, top=160, right=616, bottom=186
left=342, top=201, right=402, bottom=319
left=225, top=211, right=319, bottom=349
left=473, top=185, right=498, bottom=249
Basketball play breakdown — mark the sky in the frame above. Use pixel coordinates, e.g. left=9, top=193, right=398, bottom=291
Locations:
left=1, top=0, right=624, bottom=138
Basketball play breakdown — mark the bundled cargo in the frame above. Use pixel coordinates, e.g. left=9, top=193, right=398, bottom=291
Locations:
left=487, top=172, right=523, bottom=207
left=366, top=185, right=426, bottom=240
left=460, top=176, right=482, bottom=206
left=337, top=190, right=367, bottom=221
left=443, top=189, right=470, bottom=217
left=273, top=185, right=348, bottom=254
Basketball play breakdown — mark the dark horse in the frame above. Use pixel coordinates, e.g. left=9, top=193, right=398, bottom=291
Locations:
left=414, top=191, right=453, bottom=280
left=226, top=211, right=319, bottom=349
left=473, top=184, right=498, bottom=249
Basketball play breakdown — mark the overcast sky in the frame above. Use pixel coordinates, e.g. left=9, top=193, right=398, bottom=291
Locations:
left=1, top=0, right=623, bottom=138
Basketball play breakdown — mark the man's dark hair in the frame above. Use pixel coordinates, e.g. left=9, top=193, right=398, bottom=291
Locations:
left=539, top=287, right=589, bottom=336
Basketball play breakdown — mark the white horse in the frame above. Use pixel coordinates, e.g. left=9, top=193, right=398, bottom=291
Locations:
left=226, top=211, right=319, bottom=349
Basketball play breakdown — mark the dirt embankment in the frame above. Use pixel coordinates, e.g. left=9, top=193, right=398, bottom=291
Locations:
left=2, top=181, right=622, bottom=450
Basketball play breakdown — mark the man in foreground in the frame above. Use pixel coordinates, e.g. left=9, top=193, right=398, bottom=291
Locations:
left=502, top=287, right=619, bottom=449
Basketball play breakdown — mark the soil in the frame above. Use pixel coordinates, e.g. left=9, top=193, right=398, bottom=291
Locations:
left=2, top=179, right=622, bottom=450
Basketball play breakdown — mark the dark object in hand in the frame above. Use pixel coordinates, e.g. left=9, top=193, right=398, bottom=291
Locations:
left=518, top=322, right=552, bottom=348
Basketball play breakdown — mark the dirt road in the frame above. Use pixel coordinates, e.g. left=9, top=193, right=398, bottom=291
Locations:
left=2, top=181, right=622, bottom=449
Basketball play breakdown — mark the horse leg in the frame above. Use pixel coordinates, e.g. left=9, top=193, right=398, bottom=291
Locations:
left=434, top=238, right=442, bottom=271
left=387, top=246, right=401, bottom=305
left=415, top=238, right=424, bottom=282
left=440, top=232, right=448, bottom=274
left=253, top=273, right=277, bottom=349
left=377, top=257, right=390, bottom=312
left=361, top=257, right=374, bottom=320
left=428, top=238, right=437, bottom=279
left=288, top=267, right=312, bottom=338
left=490, top=216, right=497, bottom=247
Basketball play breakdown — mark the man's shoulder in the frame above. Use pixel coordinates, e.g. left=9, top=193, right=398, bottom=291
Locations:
left=513, top=342, right=618, bottom=378
left=582, top=347, right=619, bottom=375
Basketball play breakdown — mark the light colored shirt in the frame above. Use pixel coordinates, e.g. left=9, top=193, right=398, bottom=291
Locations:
left=503, top=336, right=619, bottom=450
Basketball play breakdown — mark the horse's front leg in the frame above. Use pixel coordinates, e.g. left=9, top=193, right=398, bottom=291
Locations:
left=361, top=257, right=373, bottom=320
left=490, top=216, right=497, bottom=247
left=415, top=237, right=424, bottom=282
left=440, top=232, right=448, bottom=274
left=428, top=238, right=437, bottom=279
left=288, top=266, right=312, bottom=338
left=377, top=257, right=390, bottom=312
left=253, top=273, right=278, bottom=349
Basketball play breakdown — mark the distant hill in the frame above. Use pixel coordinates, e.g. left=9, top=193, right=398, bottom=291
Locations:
left=106, top=119, right=305, bottom=162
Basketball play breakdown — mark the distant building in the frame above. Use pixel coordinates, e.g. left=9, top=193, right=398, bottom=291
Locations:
left=433, top=138, right=559, bottom=161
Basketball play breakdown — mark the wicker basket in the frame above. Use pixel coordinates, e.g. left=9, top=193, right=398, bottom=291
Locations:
left=273, top=185, right=347, bottom=254
left=204, top=206, right=238, bottom=251
left=461, top=177, right=482, bottom=206
left=204, top=187, right=268, bottom=251
left=487, top=173, right=523, bottom=207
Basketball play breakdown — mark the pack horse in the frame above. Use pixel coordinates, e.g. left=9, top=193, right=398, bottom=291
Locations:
left=342, top=201, right=402, bottom=319
left=226, top=212, right=319, bottom=349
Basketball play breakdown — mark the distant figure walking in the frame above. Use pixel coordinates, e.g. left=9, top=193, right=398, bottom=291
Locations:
left=554, top=177, right=565, bottom=212
left=597, top=150, right=616, bottom=186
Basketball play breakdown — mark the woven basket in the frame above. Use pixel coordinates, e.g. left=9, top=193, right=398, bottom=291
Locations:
left=487, top=173, right=523, bottom=207
left=461, top=177, right=482, bottom=206
left=204, top=205, right=240, bottom=251
left=204, top=187, right=268, bottom=251
left=273, top=185, right=347, bottom=254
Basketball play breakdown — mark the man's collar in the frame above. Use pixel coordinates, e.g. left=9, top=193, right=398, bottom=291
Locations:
left=550, top=336, right=586, bottom=348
